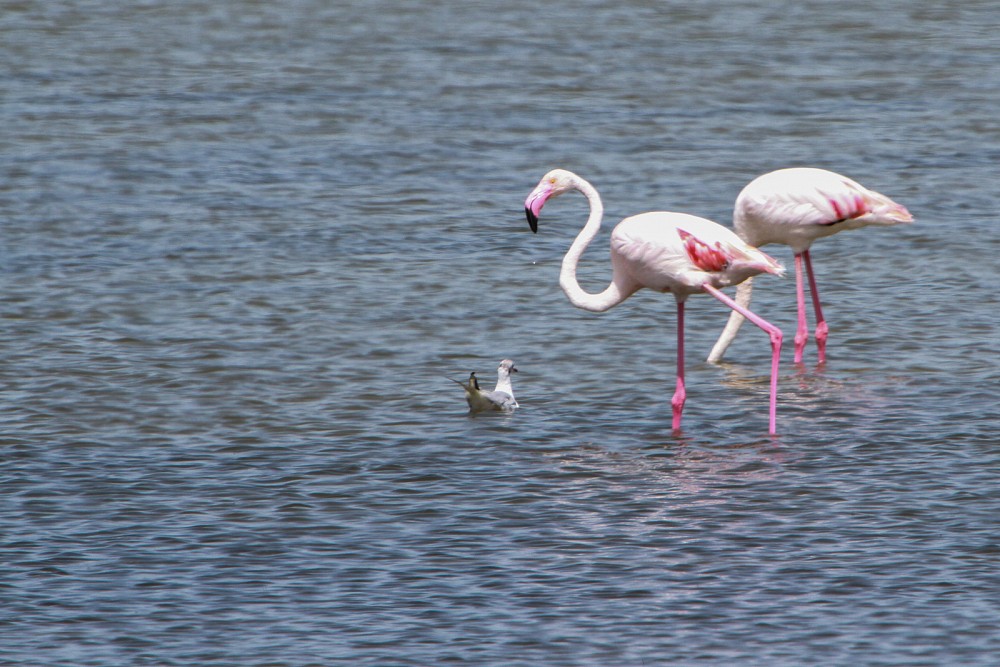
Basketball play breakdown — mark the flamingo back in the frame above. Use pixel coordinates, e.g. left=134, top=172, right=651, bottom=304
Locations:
left=611, top=212, right=783, bottom=298
left=735, top=167, right=913, bottom=252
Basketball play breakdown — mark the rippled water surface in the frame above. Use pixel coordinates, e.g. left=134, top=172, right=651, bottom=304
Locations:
left=3, top=1, right=999, bottom=665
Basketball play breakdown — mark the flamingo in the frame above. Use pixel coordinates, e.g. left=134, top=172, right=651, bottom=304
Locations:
left=450, top=359, right=519, bottom=413
left=707, top=167, right=913, bottom=365
left=524, top=169, right=785, bottom=434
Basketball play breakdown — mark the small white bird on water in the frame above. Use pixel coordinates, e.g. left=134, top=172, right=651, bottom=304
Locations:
left=451, top=359, right=519, bottom=413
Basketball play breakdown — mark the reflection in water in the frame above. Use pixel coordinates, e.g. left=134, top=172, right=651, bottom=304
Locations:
left=710, top=359, right=908, bottom=438
left=543, top=430, right=793, bottom=515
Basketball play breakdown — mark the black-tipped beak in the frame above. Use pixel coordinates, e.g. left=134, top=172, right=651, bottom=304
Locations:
left=525, top=207, right=538, bottom=233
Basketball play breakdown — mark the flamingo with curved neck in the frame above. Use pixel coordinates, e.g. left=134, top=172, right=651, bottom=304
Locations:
left=707, top=167, right=913, bottom=365
left=524, top=169, right=786, bottom=434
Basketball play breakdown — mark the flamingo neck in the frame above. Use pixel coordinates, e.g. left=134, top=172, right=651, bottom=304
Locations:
left=706, top=277, right=753, bottom=363
left=558, top=178, right=631, bottom=313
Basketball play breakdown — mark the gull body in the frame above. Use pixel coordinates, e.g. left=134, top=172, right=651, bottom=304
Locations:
left=451, top=359, right=518, bottom=413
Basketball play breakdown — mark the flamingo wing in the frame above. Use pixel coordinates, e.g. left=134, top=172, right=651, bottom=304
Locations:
left=611, top=212, right=782, bottom=295
left=611, top=212, right=708, bottom=293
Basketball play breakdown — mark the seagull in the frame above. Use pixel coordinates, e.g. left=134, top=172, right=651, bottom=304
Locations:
left=450, top=359, right=519, bottom=413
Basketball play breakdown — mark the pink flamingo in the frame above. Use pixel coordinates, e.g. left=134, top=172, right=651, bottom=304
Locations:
left=707, top=167, right=913, bottom=365
left=524, top=169, right=785, bottom=434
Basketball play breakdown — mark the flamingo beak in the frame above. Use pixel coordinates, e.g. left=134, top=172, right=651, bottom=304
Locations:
left=524, top=186, right=550, bottom=233
left=525, top=206, right=539, bottom=233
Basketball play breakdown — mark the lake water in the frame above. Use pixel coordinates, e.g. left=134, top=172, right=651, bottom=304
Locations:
left=2, top=1, right=999, bottom=665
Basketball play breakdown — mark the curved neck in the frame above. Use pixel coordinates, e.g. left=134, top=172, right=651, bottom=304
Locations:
left=558, top=178, right=632, bottom=313
left=706, top=277, right=753, bottom=363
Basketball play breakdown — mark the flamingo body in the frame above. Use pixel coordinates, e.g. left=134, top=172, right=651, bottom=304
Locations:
left=708, top=167, right=912, bottom=365
left=524, top=169, right=785, bottom=434
left=734, top=167, right=912, bottom=252
left=610, top=212, right=783, bottom=297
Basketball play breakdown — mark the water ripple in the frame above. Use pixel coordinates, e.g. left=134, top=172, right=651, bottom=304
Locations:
left=3, top=0, right=1000, bottom=665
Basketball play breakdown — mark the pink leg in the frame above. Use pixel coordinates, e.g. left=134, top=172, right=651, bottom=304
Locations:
left=802, top=250, right=828, bottom=364
left=671, top=300, right=686, bottom=431
left=793, top=253, right=809, bottom=364
left=703, top=284, right=783, bottom=435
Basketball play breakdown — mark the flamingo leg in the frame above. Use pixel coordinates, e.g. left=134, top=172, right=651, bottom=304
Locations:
left=671, top=299, right=686, bottom=431
left=793, top=253, right=809, bottom=364
left=802, top=250, right=828, bottom=364
left=703, top=284, right=782, bottom=435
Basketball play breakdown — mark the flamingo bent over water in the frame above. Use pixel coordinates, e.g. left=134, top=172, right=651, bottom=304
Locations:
left=524, top=169, right=785, bottom=434
left=707, top=167, right=913, bottom=365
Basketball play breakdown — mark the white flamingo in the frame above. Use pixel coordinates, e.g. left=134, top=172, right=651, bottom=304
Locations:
left=451, top=359, right=519, bottom=413
left=708, top=167, right=913, bottom=365
left=524, top=169, right=785, bottom=434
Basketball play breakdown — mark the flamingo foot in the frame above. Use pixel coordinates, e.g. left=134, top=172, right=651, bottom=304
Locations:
left=814, top=321, right=829, bottom=364
left=793, top=327, right=808, bottom=364
left=671, top=383, right=686, bottom=431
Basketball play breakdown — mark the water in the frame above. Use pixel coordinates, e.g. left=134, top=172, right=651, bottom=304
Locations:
left=2, top=0, right=999, bottom=664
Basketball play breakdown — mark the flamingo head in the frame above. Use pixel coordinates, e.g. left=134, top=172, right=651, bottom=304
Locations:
left=725, top=245, right=786, bottom=285
left=524, top=169, right=578, bottom=233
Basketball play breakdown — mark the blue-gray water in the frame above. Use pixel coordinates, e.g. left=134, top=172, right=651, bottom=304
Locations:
left=2, top=1, right=999, bottom=665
